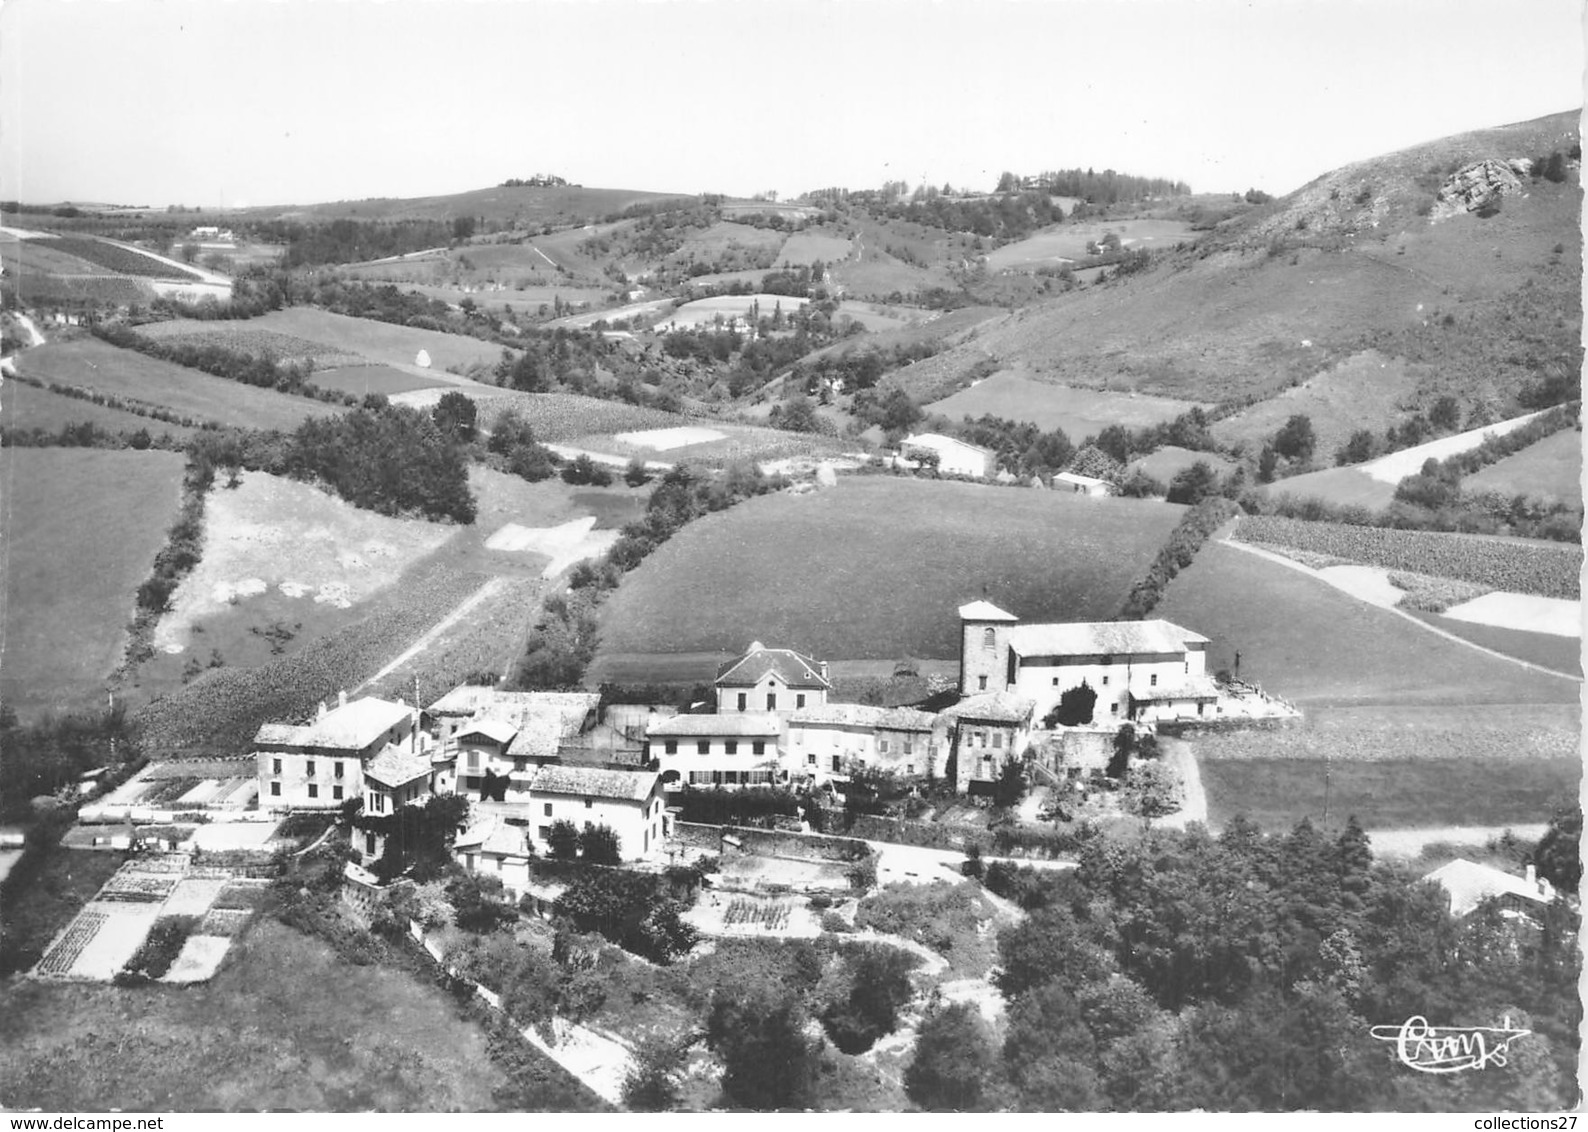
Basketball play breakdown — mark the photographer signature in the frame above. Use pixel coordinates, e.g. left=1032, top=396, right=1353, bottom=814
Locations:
left=1370, top=1015, right=1531, bottom=1073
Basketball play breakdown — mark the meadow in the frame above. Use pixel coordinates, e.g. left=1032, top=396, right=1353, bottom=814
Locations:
left=1464, top=426, right=1583, bottom=507
left=587, top=476, right=1186, bottom=677
left=982, top=218, right=1196, bottom=271
left=1128, top=445, right=1236, bottom=483
left=777, top=231, right=854, bottom=265
left=473, top=391, right=692, bottom=442
left=1404, top=610, right=1582, bottom=675
left=926, top=371, right=1202, bottom=438
left=1264, top=465, right=1397, bottom=510
left=0, top=448, right=187, bottom=718
left=309, top=364, right=450, bottom=397
left=16, top=339, right=344, bottom=431
left=1, top=379, right=200, bottom=441
left=1152, top=540, right=1581, bottom=706
left=568, top=422, right=851, bottom=466
left=0, top=920, right=521, bottom=1111
left=133, top=321, right=366, bottom=368
left=243, top=308, right=508, bottom=372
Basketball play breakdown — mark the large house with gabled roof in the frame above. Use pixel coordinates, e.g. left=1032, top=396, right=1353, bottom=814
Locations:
left=715, top=641, right=832, bottom=717
left=254, top=692, right=419, bottom=810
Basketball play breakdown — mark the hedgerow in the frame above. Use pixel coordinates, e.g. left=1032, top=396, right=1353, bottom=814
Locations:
left=1118, top=497, right=1239, bottom=619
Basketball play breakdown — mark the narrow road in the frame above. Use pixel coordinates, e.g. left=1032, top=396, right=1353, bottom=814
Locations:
left=1152, top=736, right=1207, bottom=830
left=1366, top=823, right=1549, bottom=860
left=353, top=577, right=508, bottom=694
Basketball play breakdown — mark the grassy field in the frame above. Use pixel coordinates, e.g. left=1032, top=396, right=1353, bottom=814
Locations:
left=1153, top=540, right=1581, bottom=707
left=926, top=370, right=1203, bottom=438
left=242, top=308, right=508, bottom=373
left=1405, top=609, right=1582, bottom=674
left=1200, top=754, right=1577, bottom=832
left=567, top=422, right=851, bottom=465
left=983, top=217, right=1197, bottom=271
left=0, top=919, right=514, bottom=1111
left=134, top=321, right=366, bottom=368
left=310, top=364, right=450, bottom=397
left=16, top=339, right=344, bottom=432
left=0, top=448, right=188, bottom=719
left=474, top=392, right=692, bottom=442
left=777, top=231, right=854, bottom=265
left=588, top=476, right=1185, bottom=677
left=1128, top=445, right=1236, bottom=483
left=0, top=848, right=126, bottom=975
left=655, top=294, right=810, bottom=330
left=1, top=379, right=200, bottom=441
left=1465, top=426, right=1583, bottom=507
left=1266, top=465, right=1397, bottom=510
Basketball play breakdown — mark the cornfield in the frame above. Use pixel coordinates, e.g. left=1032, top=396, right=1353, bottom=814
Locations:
left=722, top=898, right=791, bottom=930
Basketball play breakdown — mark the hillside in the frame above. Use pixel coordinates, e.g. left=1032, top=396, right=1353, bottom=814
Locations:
left=244, top=183, right=697, bottom=225
left=895, top=111, right=1581, bottom=435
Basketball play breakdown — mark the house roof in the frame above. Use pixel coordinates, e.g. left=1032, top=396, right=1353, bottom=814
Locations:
left=715, top=642, right=831, bottom=689
left=647, top=712, right=783, bottom=738
left=364, top=747, right=434, bottom=789
left=958, top=600, right=1018, bottom=622
left=529, top=764, right=660, bottom=802
left=940, top=691, right=1035, bottom=724
left=456, top=718, right=519, bottom=745
left=901, top=433, right=993, bottom=458
left=1423, top=859, right=1553, bottom=918
left=436, top=689, right=599, bottom=761
left=1007, top=619, right=1209, bottom=658
left=455, top=816, right=532, bottom=858
left=1054, top=471, right=1111, bottom=488
left=791, top=702, right=937, bottom=732
left=1131, top=675, right=1222, bottom=702
left=252, top=697, right=412, bottom=753
left=428, top=685, right=599, bottom=720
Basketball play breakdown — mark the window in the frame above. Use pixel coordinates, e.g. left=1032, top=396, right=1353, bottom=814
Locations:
left=333, top=785, right=343, bottom=800
left=271, top=757, right=281, bottom=774
left=737, top=692, right=747, bottom=711
left=992, top=732, right=1003, bottom=749
left=306, top=760, right=316, bottom=777
left=982, top=627, right=995, bottom=650
left=308, top=784, right=319, bottom=799
left=697, top=740, right=710, bottom=755
left=466, top=853, right=476, bottom=872
left=766, top=693, right=777, bottom=710
left=1052, top=677, right=1059, bottom=686
left=664, top=740, right=677, bottom=755
left=584, top=798, right=592, bottom=809
left=978, top=675, right=988, bottom=691
left=752, top=740, right=765, bottom=755
left=365, top=833, right=376, bottom=856
left=796, top=694, right=806, bottom=709
left=1185, top=660, right=1191, bottom=674
left=538, top=826, right=550, bottom=841
left=544, top=803, right=553, bottom=817
left=1110, top=702, right=1119, bottom=716
left=270, top=782, right=280, bottom=797
left=1102, top=675, right=1110, bottom=686
left=1197, top=702, right=1206, bottom=716
left=467, top=751, right=480, bottom=771
left=904, top=737, right=914, bottom=755
left=726, top=740, right=738, bottom=755
left=1150, top=674, right=1158, bottom=687
left=334, top=761, right=344, bottom=779
left=907, top=764, right=916, bottom=775
left=807, top=753, right=816, bottom=765
left=879, top=738, right=890, bottom=754
left=832, top=755, right=842, bottom=772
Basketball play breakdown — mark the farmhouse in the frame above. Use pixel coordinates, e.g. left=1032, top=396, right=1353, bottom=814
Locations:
left=647, top=712, right=783, bottom=788
left=1423, top=859, right=1558, bottom=920
left=1053, top=471, right=1114, bottom=497
left=527, top=765, right=668, bottom=860
left=715, top=641, right=832, bottom=717
left=958, top=601, right=1217, bottom=724
left=254, top=693, right=419, bottom=810
left=789, top=702, right=945, bottom=784
left=900, top=433, right=994, bottom=479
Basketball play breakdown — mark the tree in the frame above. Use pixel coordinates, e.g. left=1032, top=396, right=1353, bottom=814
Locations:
left=995, top=906, right=1111, bottom=1000
left=1107, top=725, right=1136, bottom=780
left=547, top=819, right=581, bottom=860
left=431, top=390, right=478, bottom=443
left=1531, top=806, right=1581, bottom=894
left=1166, top=460, right=1218, bottom=505
left=622, top=1034, right=688, bottom=1111
left=1257, top=443, right=1279, bottom=483
left=579, top=823, right=622, bottom=865
left=624, top=457, right=651, bottom=487
left=1047, top=681, right=1097, bottom=727
left=772, top=393, right=821, bottom=434
left=905, top=1000, right=1000, bottom=1110
left=453, top=215, right=477, bottom=240
left=1123, top=761, right=1181, bottom=821
left=822, top=943, right=919, bottom=1053
left=1428, top=395, right=1461, bottom=433
left=707, top=985, right=821, bottom=1110
left=991, top=756, right=1027, bottom=809
left=1273, top=414, right=1316, bottom=463
left=1336, top=429, right=1376, bottom=466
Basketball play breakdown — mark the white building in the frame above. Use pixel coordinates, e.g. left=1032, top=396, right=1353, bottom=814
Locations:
left=957, top=602, right=1217, bottom=725
left=526, top=765, right=669, bottom=860
left=1053, top=471, right=1114, bottom=497
left=646, top=712, right=784, bottom=789
left=1423, top=859, right=1558, bottom=920
left=788, top=702, right=944, bottom=784
left=715, top=641, right=832, bottom=717
left=900, top=433, right=994, bottom=479
left=254, top=694, right=418, bottom=810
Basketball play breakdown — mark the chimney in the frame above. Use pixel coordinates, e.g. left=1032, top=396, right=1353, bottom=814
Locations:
left=820, top=660, right=830, bottom=682
left=1526, top=863, right=1537, bottom=886
left=316, top=700, right=327, bottom=720
left=338, top=689, right=348, bottom=709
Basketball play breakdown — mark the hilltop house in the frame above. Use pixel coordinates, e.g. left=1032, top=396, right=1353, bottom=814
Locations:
left=901, top=433, right=994, bottom=479
left=255, top=693, right=419, bottom=810
left=789, top=702, right=945, bottom=784
left=958, top=601, right=1217, bottom=724
left=715, top=641, right=832, bottom=717
left=646, top=712, right=783, bottom=788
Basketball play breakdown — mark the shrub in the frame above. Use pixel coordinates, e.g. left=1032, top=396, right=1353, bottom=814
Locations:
left=547, top=819, right=581, bottom=861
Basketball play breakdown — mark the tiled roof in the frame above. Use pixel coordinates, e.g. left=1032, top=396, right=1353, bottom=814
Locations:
left=902, top=433, right=993, bottom=458
left=715, top=643, right=831, bottom=689
left=940, top=691, right=1034, bottom=724
left=456, top=718, right=519, bottom=745
left=437, top=690, right=599, bottom=761
left=1131, top=675, right=1221, bottom=702
left=429, top=685, right=599, bottom=719
left=529, top=764, right=659, bottom=802
left=647, top=712, right=782, bottom=738
left=1007, top=619, right=1209, bottom=658
left=1054, top=472, right=1111, bottom=487
left=252, top=697, right=412, bottom=753
left=958, top=600, right=1018, bottom=622
left=455, top=816, right=532, bottom=858
left=792, top=703, right=937, bottom=732
left=364, top=747, right=433, bottom=788
left=1423, top=859, right=1552, bottom=918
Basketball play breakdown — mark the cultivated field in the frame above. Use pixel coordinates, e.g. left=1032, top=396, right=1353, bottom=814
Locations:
left=564, top=422, right=851, bottom=466
left=471, top=392, right=693, bottom=442
left=309, top=365, right=449, bottom=397
left=388, top=283, right=611, bottom=313
left=652, top=294, right=810, bottom=331
left=1, top=379, right=201, bottom=441
left=587, top=477, right=1185, bottom=678
left=0, top=448, right=187, bottom=718
left=926, top=371, right=1203, bottom=438
left=16, top=339, right=344, bottom=431
left=1465, top=426, right=1583, bottom=507
left=982, top=218, right=1197, bottom=271
left=1152, top=540, right=1580, bottom=706
left=1265, top=465, right=1397, bottom=510
left=241, top=309, right=508, bottom=373
left=33, top=235, right=202, bottom=280
left=133, top=321, right=366, bottom=369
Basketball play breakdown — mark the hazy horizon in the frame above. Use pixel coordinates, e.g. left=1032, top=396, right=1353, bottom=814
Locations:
left=1, top=0, right=1582, bottom=210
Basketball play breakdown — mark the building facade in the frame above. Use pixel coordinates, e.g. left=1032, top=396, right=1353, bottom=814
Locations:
left=254, top=694, right=418, bottom=810
left=646, top=712, right=784, bottom=788
left=714, top=642, right=832, bottom=718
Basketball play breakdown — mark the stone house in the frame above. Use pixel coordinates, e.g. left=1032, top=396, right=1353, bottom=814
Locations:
left=938, top=691, right=1035, bottom=795
left=788, top=702, right=945, bottom=784
left=715, top=641, right=832, bottom=718
left=255, top=693, right=418, bottom=810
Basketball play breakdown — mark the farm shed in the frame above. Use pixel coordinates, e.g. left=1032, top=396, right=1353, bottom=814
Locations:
left=900, top=433, right=995, bottom=479
left=1053, top=471, right=1114, bottom=497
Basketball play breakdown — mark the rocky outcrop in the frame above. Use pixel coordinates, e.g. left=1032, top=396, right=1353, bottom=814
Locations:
left=1433, top=159, right=1525, bottom=220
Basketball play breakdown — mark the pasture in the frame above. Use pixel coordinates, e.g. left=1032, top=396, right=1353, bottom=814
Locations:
left=653, top=294, right=810, bottom=331
left=16, top=339, right=343, bottom=432
left=391, top=283, right=611, bottom=313
left=926, top=371, right=1202, bottom=438
left=1264, top=465, right=1396, bottom=511
left=1465, top=426, right=1583, bottom=507
left=133, top=321, right=365, bottom=369
left=309, top=365, right=449, bottom=397
left=0, top=448, right=187, bottom=719
left=1128, top=445, right=1236, bottom=483
left=242, top=309, right=507, bottom=373
left=777, top=231, right=854, bottom=265
left=473, top=391, right=692, bottom=442
left=587, top=477, right=1186, bottom=676
left=1404, top=611, right=1582, bottom=675
left=982, top=218, right=1196, bottom=272
left=566, top=422, right=850, bottom=466
left=1152, top=540, right=1580, bottom=706
left=1, top=380, right=199, bottom=441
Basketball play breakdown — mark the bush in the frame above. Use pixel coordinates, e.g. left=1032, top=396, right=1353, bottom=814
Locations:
left=821, top=910, right=852, bottom=934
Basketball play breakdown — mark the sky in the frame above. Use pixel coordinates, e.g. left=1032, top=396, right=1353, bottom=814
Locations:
left=1, top=0, right=1582, bottom=209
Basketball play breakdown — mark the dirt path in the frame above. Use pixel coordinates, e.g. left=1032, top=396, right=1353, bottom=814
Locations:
left=1222, top=539, right=1582, bottom=682
left=1366, top=823, right=1549, bottom=860
left=353, top=576, right=507, bottom=693
left=1152, top=736, right=1207, bottom=830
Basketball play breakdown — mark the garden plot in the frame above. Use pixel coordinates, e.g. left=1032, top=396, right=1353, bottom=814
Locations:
left=152, top=470, right=454, bottom=654
left=484, top=516, right=619, bottom=578
left=684, top=891, right=821, bottom=938
left=164, top=877, right=230, bottom=917
left=1441, top=592, right=1581, bottom=637
left=44, top=901, right=163, bottom=980
left=162, top=935, right=233, bottom=984
left=612, top=425, right=726, bottom=450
